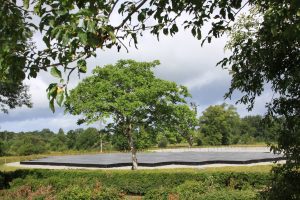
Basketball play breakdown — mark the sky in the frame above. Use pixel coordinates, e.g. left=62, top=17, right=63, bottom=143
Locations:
left=0, top=9, right=273, bottom=133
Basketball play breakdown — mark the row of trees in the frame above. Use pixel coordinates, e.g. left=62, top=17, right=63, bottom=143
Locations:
left=197, top=104, right=280, bottom=146
left=0, top=128, right=105, bottom=156
left=0, top=106, right=280, bottom=156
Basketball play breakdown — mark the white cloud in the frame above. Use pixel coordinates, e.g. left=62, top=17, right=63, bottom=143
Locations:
left=0, top=113, right=92, bottom=133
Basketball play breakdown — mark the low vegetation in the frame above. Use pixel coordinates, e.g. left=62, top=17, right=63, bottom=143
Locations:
left=0, top=169, right=272, bottom=200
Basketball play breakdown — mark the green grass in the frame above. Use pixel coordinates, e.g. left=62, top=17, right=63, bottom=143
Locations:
left=0, top=165, right=22, bottom=172
left=149, top=142, right=269, bottom=150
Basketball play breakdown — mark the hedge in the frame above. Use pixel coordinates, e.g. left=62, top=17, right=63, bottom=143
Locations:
left=0, top=169, right=270, bottom=194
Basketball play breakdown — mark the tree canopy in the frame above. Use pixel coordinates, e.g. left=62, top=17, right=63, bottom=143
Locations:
left=219, top=2, right=300, bottom=168
left=0, top=0, right=247, bottom=111
left=199, top=103, right=240, bottom=145
left=217, top=2, right=299, bottom=197
left=0, top=1, right=34, bottom=113
left=65, top=59, right=192, bottom=169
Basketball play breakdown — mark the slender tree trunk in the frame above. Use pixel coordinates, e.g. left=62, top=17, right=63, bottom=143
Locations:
left=126, top=123, right=138, bottom=170
left=188, top=135, right=193, bottom=148
left=100, top=136, right=103, bottom=153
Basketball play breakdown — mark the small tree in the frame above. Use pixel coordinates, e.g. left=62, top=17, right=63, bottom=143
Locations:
left=65, top=60, right=190, bottom=170
left=199, top=103, right=240, bottom=145
left=173, top=105, right=198, bottom=148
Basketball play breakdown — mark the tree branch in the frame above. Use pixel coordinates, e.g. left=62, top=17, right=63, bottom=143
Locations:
left=108, top=0, right=120, bottom=19
left=115, top=0, right=148, bottom=30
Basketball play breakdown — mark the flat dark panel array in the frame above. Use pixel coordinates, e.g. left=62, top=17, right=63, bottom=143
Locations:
left=20, top=151, right=284, bottom=168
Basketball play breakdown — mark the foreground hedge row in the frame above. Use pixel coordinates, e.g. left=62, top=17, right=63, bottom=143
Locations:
left=0, top=169, right=271, bottom=199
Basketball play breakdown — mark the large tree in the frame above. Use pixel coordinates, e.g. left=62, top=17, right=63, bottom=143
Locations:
left=0, top=1, right=33, bottom=113
left=65, top=60, right=191, bottom=169
left=218, top=3, right=299, bottom=198
left=199, top=103, right=240, bottom=145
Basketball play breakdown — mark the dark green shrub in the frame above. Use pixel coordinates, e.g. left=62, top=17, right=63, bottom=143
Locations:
left=57, top=185, right=122, bottom=200
left=143, top=187, right=172, bottom=200
left=0, top=141, right=6, bottom=156
left=111, top=134, right=129, bottom=151
left=158, top=137, right=168, bottom=148
left=174, top=180, right=209, bottom=199
left=198, top=189, right=257, bottom=200
left=58, top=185, right=92, bottom=200
left=260, top=167, right=300, bottom=200
left=196, top=137, right=204, bottom=146
left=0, top=173, right=4, bottom=189
left=92, top=187, right=123, bottom=200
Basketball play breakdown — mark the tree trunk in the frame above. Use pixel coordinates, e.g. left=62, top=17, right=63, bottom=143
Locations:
left=100, top=137, right=103, bottom=153
left=188, top=135, right=193, bottom=148
left=126, top=123, right=138, bottom=170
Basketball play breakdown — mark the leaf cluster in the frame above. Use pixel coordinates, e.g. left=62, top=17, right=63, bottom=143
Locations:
left=65, top=60, right=190, bottom=132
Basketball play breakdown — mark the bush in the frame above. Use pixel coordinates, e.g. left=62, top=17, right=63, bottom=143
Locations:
left=111, top=134, right=129, bottom=151
left=58, top=186, right=92, bottom=200
left=158, top=137, right=168, bottom=148
left=0, top=169, right=271, bottom=198
left=0, top=173, right=4, bottom=189
left=260, top=167, right=300, bottom=200
left=198, top=189, right=257, bottom=200
left=144, top=180, right=257, bottom=200
left=174, top=180, right=209, bottom=199
left=143, top=187, right=172, bottom=200
left=57, top=185, right=122, bottom=200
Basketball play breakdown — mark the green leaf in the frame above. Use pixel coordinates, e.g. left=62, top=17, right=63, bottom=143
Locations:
left=163, top=28, right=169, bottom=35
left=191, top=27, right=196, bottom=37
left=24, top=0, right=30, bottom=9
left=56, top=91, right=64, bottom=106
left=228, top=13, right=234, bottom=21
left=171, top=24, right=179, bottom=34
left=49, top=85, right=57, bottom=96
left=138, top=12, right=146, bottom=22
left=108, top=31, right=116, bottom=43
left=77, top=60, right=87, bottom=73
left=207, top=37, right=211, bottom=43
left=49, top=98, right=55, bottom=113
left=49, top=20, right=55, bottom=27
left=220, top=8, right=226, bottom=18
left=43, top=36, right=50, bottom=48
left=51, top=67, right=62, bottom=78
left=87, top=21, right=96, bottom=33
left=78, top=32, right=88, bottom=44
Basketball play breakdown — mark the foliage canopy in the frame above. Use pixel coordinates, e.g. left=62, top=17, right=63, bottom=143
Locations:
left=65, top=59, right=193, bottom=169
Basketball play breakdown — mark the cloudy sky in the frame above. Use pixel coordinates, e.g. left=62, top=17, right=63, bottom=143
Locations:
left=0, top=10, right=273, bottom=133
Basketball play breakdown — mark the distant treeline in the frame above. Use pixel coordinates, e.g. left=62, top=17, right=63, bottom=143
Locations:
left=0, top=104, right=281, bottom=156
